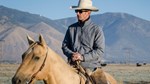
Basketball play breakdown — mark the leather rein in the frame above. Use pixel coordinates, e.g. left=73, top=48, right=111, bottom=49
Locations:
left=76, top=61, right=96, bottom=84
left=25, top=42, right=48, bottom=84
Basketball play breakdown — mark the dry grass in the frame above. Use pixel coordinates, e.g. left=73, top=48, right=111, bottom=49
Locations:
left=103, top=64, right=150, bottom=84
left=0, top=64, right=19, bottom=84
left=0, top=63, right=150, bottom=84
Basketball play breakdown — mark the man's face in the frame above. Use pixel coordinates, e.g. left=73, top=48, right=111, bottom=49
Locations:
left=75, top=9, right=91, bottom=22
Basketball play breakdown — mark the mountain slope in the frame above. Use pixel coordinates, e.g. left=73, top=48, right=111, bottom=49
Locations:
left=0, top=5, right=150, bottom=63
left=0, top=6, right=66, bottom=63
left=55, top=12, right=150, bottom=63
left=28, top=22, right=64, bottom=41
left=0, top=5, right=66, bottom=33
left=0, top=24, right=36, bottom=63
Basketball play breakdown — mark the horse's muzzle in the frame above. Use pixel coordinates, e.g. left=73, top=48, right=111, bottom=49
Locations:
left=12, top=76, right=31, bottom=84
left=12, top=76, right=21, bottom=84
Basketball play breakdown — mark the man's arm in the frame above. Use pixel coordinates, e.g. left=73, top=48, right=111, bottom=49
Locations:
left=62, top=29, right=73, bottom=59
left=82, top=27, right=105, bottom=62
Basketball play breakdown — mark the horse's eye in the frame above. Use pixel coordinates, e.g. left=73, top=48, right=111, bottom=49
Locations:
left=34, top=56, right=40, bottom=61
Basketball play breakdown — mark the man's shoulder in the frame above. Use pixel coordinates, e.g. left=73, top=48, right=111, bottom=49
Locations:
left=69, top=22, right=78, bottom=28
left=90, top=22, right=101, bottom=28
left=90, top=22, right=102, bottom=30
left=67, top=22, right=78, bottom=32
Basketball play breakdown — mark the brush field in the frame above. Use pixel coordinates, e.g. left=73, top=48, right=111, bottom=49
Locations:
left=0, top=64, right=150, bottom=84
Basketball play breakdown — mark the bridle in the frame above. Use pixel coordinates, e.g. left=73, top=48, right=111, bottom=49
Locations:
left=24, top=42, right=48, bottom=84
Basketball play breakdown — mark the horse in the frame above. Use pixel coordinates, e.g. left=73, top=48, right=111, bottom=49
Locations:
left=12, top=34, right=117, bottom=84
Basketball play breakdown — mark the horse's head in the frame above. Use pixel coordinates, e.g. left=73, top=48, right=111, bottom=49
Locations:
left=12, top=34, right=49, bottom=84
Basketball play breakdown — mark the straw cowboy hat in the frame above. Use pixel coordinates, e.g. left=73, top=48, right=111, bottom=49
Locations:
left=70, top=0, right=99, bottom=12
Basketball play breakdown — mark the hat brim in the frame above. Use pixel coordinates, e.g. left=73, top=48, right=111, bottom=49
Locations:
left=71, top=6, right=99, bottom=12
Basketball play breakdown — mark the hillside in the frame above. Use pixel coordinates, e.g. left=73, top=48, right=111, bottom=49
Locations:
left=0, top=5, right=150, bottom=63
left=55, top=13, right=150, bottom=63
left=0, top=5, right=66, bottom=33
left=0, top=6, right=66, bottom=63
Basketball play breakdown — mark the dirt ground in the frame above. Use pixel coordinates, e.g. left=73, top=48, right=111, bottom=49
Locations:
left=0, top=64, right=150, bottom=84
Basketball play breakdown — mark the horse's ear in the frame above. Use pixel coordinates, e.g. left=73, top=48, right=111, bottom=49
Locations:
left=27, top=35, right=35, bottom=45
left=39, top=34, right=46, bottom=46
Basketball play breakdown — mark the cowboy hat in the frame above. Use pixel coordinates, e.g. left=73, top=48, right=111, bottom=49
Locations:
left=70, top=0, right=99, bottom=12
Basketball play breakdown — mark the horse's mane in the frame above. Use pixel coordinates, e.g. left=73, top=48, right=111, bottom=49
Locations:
left=47, top=47, right=77, bottom=72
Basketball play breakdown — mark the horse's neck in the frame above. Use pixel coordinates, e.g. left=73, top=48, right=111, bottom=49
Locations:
left=48, top=48, right=70, bottom=69
left=48, top=49, right=74, bottom=71
left=47, top=48, right=80, bottom=84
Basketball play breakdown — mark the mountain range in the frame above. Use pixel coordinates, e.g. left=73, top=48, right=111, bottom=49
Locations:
left=0, top=5, right=150, bottom=63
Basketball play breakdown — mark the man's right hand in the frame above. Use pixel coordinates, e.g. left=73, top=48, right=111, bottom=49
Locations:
left=72, top=52, right=83, bottom=61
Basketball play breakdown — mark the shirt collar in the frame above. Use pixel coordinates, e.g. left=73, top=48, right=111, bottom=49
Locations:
left=78, top=17, right=91, bottom=27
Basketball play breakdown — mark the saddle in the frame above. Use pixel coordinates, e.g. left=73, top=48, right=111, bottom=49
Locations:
left=70, top=61, right=108, bottom=84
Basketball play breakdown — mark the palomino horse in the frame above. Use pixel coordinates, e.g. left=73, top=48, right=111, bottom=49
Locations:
left=12, top=34, right=117, bottom=84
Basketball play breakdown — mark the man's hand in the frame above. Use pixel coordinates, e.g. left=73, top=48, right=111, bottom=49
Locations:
left=72, top=52, right=83, bottom=62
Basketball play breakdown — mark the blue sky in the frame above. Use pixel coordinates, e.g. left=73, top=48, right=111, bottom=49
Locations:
left=0, top=0, right=149, bottom=21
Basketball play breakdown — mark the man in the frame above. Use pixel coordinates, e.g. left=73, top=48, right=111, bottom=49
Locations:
left=62, top=0, right=105, bottom=71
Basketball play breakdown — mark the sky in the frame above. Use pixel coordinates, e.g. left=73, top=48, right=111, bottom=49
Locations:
left=0, top=0, right=149, bottom=21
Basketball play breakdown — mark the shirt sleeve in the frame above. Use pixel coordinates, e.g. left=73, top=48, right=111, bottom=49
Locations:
left=82, top=27, right=105, bottom=62
left=61, top=28, right=73, bottom=59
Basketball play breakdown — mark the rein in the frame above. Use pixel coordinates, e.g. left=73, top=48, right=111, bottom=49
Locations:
left=26, top=43, right=49, bottom=84
left=76, top=61, right=96, bottom=84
